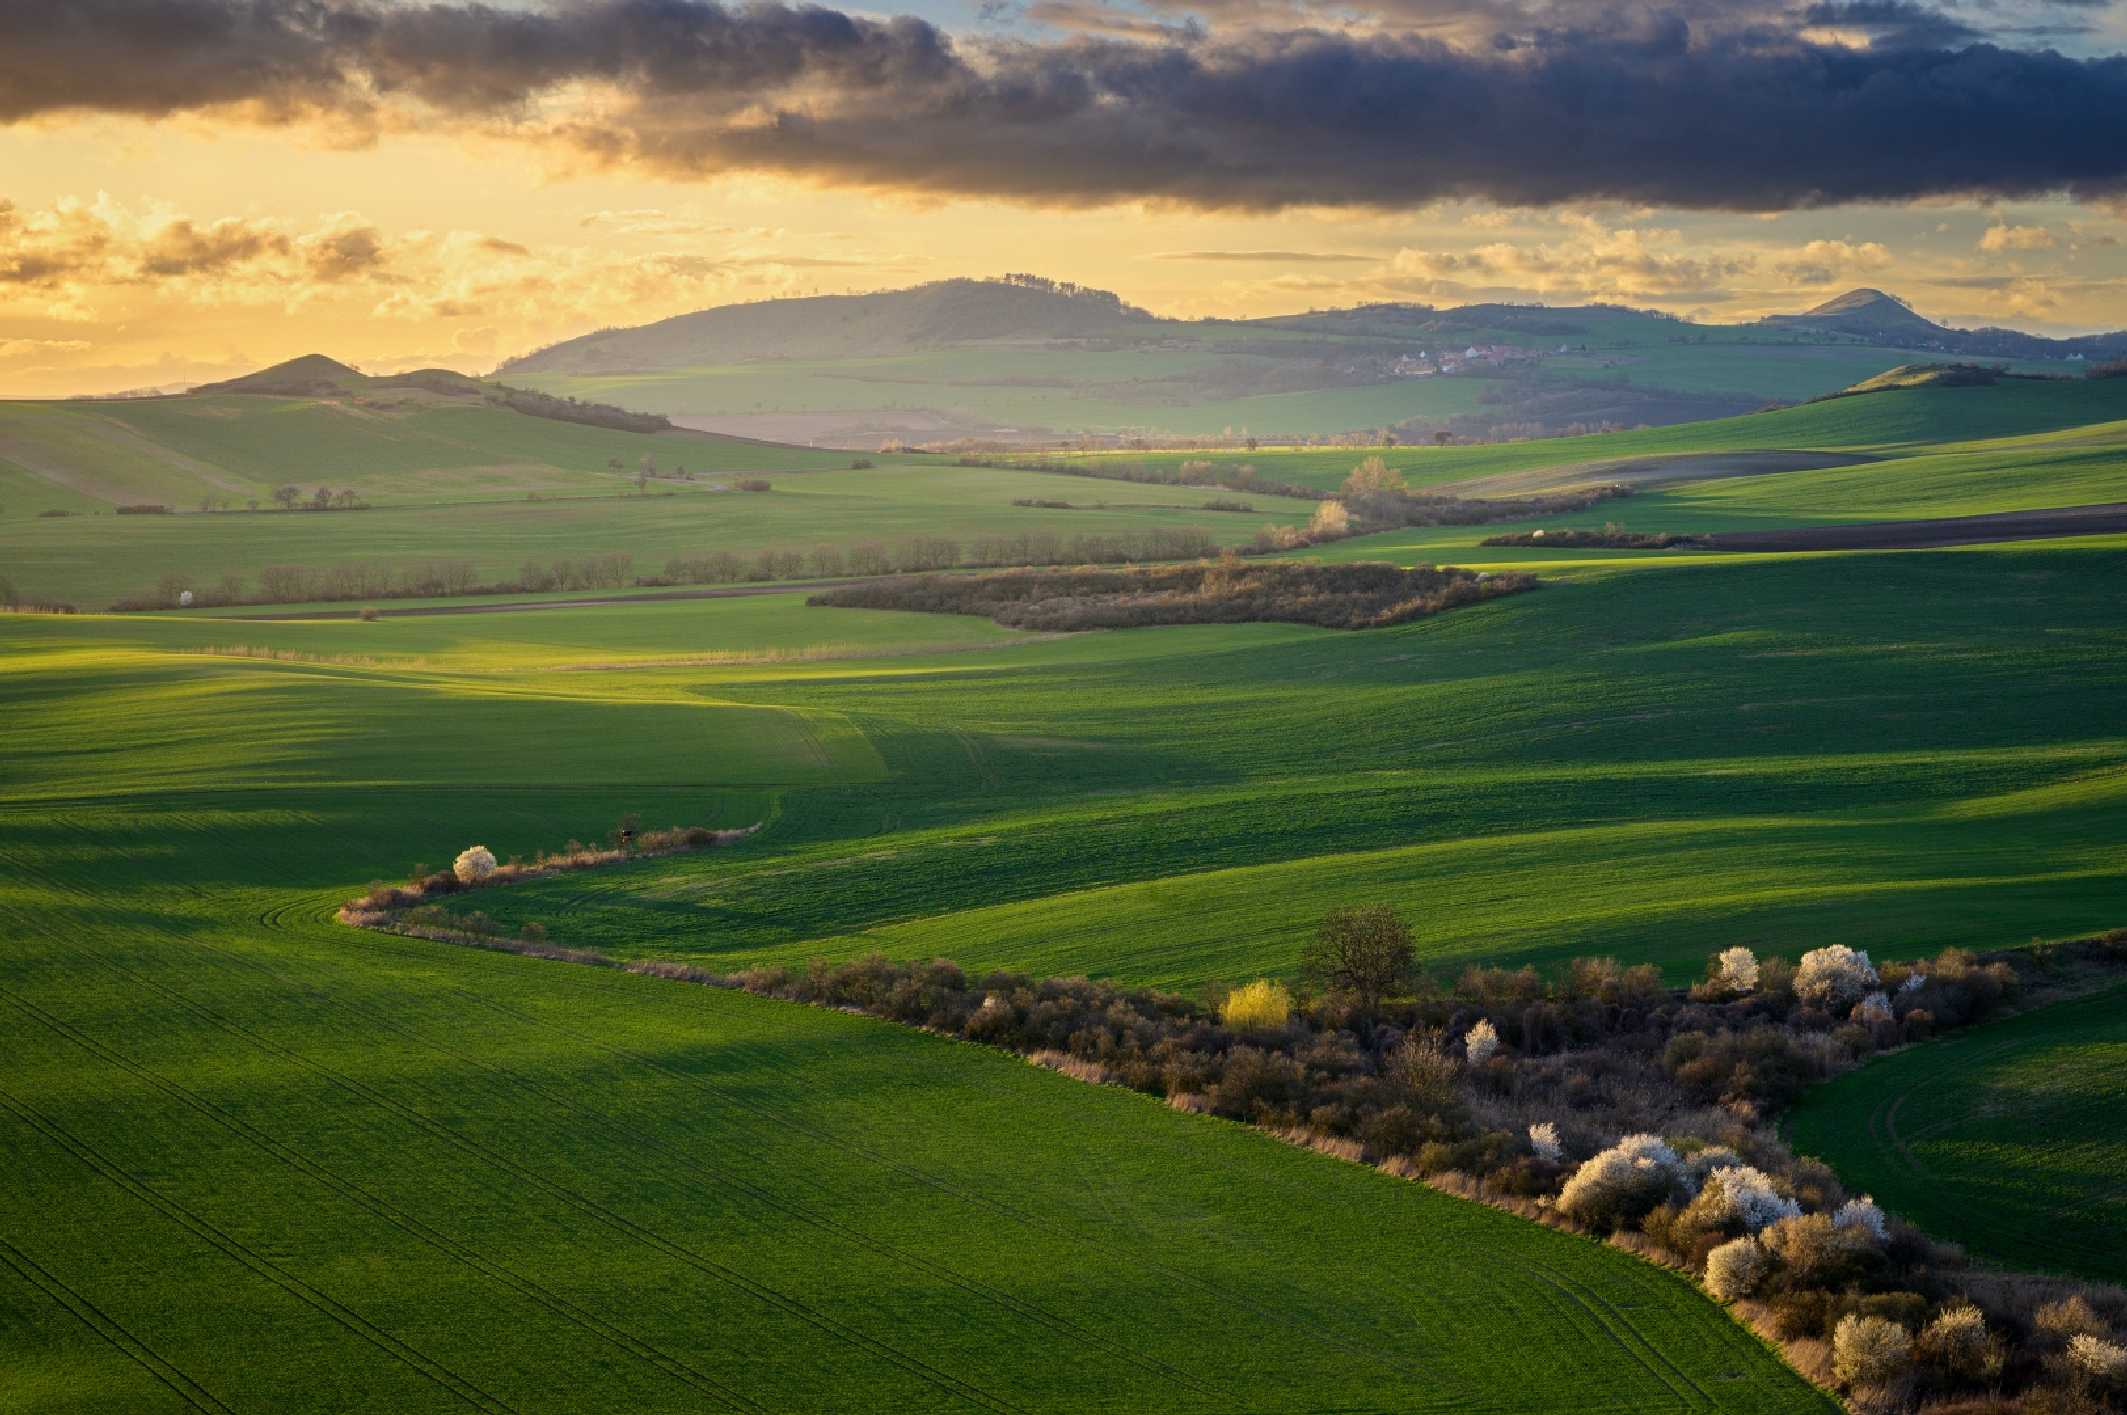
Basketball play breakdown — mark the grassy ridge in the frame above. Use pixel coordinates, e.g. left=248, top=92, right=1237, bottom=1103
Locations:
left=0, top=392, right=873, bottom=515
left=0, top=635, right=1830, bottom=1411
left=1785, top=983, right=2127, bottom=1286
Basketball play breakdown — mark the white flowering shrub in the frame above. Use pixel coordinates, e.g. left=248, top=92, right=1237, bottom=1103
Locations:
left=1464, top=1018, right=1500, bottom=1065
left=1528, top=1121, right=1562, bottom=1162
left=1703, top=1236, right=1767, bottom=1301
left=1832, top=1195, right=1888, bottom=1243
left=2070, top=1334, right=2127, bottom=1383
left=1918, top=1304, right=1993, bottom=1380
left=1693, top=1164, right=1802, bottom=1232
left=452, top=845, right=498, bottom=884
left=1796, top=944, right=1880, bottom=1011
left=1683, top=1146, right=1742, bottom=1191
left=1833, top=1313, right=1912, bottom=1388
left=1714, top=946, right=1760, bottom=994
left=1557, top=1133, right=1682, bottom=1228
left=1854, top=990, right=1894, bottom=1023
left=1900, top=971, right=1928, bottom=994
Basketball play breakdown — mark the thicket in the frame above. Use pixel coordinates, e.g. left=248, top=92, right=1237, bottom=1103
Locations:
left=808, top=560, right=1535, bottom=631
left=337, top=820, right=757, bottom=927
left=114, top=503, right=172, bottom=515
left=1483, top=524, right=1698, bottom=550
left=112, top=527, right=1228, bottom=610
left=718, top=925, right=2127, bottom=1413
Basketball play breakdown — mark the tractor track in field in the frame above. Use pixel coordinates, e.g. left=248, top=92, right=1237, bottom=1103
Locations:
left=64, top=945, right=1029, bottom=1415
left=320, top=919, right=1438, bottom=1394
left=94, top=930, right=1226, bottom=1404
left=138, top=924, right=1231, bottom=1404
left=0, top=1084, right=516, bottom=1414
left=0, top=1234, right=234, bottom=1414
left=0, top=985, right=767, bottom=1415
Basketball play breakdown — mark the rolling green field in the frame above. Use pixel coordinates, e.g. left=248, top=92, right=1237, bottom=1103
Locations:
left=1785, top=984, right=2127, bottom=1286
left=0, top=597, right=1836, bottom=1413
left=1054, top=377, right=2127, bottom=495
left=2, top=460, right=1319, bottom=610
left=0, top=391, right=867, bottom=517
left=8, top=371, right=2127, bottom=1411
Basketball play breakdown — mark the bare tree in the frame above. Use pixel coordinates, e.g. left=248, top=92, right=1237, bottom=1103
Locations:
left=1301, top=906, right=1415, bottom=1015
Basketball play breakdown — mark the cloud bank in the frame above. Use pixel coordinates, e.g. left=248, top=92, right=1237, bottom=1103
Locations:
left=3, top=0, right=2127, bottom=212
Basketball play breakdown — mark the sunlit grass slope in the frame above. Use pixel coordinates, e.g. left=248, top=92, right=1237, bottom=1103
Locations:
left=1053, top=378, right=2127, bottom=494
left=3, top=460, right=1319, bottom=609
left=1785, top=983, right=2127, bottom=1286
left=14, top=534, right=2124, bottom=996
left=0, top=391, right=863, bottom=514
left=0, top=609, right=1830, bottom=1412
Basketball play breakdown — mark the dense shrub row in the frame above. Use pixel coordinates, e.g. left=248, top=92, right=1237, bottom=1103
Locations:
left=657, top=529, right=1221, bottom=588
left=807, top=559, right=1536, bottom=630
left=116, top=529, right=1225, bottom=610
left=336, top=819, right=757, bottom=927
left=717, top=924, right=2127, bottom=1413
left=1483, top=524, right=1698, bottom=550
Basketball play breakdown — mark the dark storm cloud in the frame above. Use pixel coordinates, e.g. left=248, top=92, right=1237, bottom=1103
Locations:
left=5, top=0, right=2127, bottom=211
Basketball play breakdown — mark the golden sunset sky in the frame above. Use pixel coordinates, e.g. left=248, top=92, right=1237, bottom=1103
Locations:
left=4, top=0, right=2126, bottom=396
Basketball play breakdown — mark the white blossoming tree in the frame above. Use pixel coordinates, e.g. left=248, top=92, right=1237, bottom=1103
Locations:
left=1796, top=944, right=1880, bottom=1011
left=2070, top=1333, right=2127, bottom=1384
left=453, top=844, right=498, bottom=884
left=1832, top=1195, right=1888, bottom=1242
left=1703, top=1236, right=1767, bottom=1301
left=1690, top=1164, right=1802, bottom=1232
left=1557, top=1133, right=1682, bottom=1228
left=1464, top=1018, right=1500, bottom=1065
left=1833, top=1314, right=1912, bottom=1388
left=1528, top=1121, right=1562, bottom=1162
left=1714, top=946, right=1759, bottom=994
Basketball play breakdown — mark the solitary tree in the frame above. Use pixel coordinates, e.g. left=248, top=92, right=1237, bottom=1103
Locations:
left=1433, top=430, right=1454, bottom=448
left=1301, top=905, right=1415, bottom=1014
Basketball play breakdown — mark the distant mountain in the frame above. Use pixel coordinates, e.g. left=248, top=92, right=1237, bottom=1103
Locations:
left=500, top=275, right=1156, bottom=376
left=1760, top=289, right=2127, bottom=360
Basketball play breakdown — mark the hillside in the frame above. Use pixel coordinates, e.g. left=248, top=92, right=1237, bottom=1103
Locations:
left=0, top=361, right=869, bottom=516
left=502, top=275, right=1156, bottom=374
left=496, top=278, right=2107, bottom=448
left=1762, top=288, right=2127, bottom=361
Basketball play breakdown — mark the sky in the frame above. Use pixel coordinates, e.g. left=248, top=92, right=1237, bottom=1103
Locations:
left=4, top=0, right=2127, bottom=396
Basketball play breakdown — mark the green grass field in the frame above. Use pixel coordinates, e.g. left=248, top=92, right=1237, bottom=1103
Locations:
left=0, top=595, right=1837, bottom=1412
left=1785, top=984, right=2127, bottom=1286
left=2, top=460, right=1319, bottom=610
left=1054, top=377, right=2127, bottom=492
left=8, top=372, right=2127, bottom=1410
left=0, top=391, right=869, bottom=517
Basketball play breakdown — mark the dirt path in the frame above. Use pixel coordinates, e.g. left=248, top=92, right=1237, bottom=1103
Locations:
left=1703, top=502, right=2127, bottom=552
